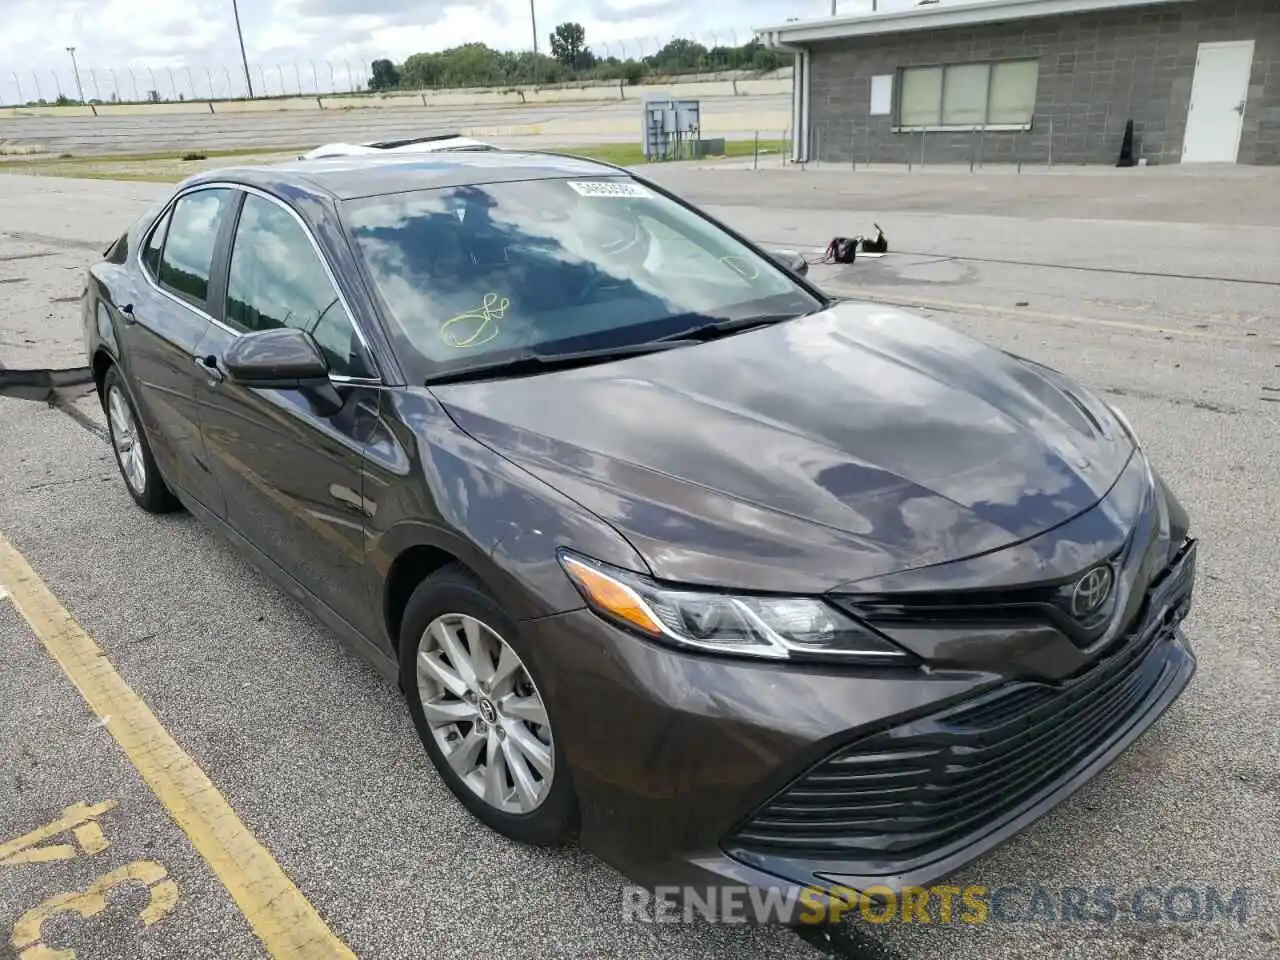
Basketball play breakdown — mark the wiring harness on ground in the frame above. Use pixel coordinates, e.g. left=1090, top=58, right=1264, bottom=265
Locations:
left=808, top=225, right=889, bottom=266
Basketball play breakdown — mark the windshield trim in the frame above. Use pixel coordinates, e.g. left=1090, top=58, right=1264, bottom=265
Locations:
left=422, top=338, right=705, bottom=386
left=337, top=175, right=830, bottom=383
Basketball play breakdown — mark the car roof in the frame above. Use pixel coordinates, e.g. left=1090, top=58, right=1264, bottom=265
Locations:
left=183, top=150, right=633, bottom=202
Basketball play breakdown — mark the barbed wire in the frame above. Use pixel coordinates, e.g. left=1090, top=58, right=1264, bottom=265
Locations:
left=1, top=32, right=782, bottom=107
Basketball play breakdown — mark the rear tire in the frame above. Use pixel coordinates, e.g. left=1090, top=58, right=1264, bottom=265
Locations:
left=398, top=563, right=579, bottom=846
left=102, top=365, right=180, bottom=514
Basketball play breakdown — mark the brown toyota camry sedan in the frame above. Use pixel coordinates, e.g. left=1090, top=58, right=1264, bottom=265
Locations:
left=82, top=150, right=1197, bottom=917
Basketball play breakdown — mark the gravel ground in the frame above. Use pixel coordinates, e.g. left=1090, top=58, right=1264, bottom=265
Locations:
left=0, top=164, right=1277, bottom=960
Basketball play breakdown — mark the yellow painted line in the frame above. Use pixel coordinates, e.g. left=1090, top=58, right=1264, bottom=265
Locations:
left=0, top=800, right=117, bottom=864
left=830, top=287, right=1248, bottom=343
left=0, top=533, right=356, bottom=960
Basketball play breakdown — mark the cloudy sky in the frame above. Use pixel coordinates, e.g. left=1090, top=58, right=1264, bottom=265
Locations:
left=0, top=0, right=942, bottom=80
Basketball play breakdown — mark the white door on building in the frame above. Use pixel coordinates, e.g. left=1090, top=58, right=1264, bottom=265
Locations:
left=1182, top=40, right=1255, bottom=163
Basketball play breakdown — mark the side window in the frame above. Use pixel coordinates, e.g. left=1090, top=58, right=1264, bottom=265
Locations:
left=225, top=194, right=372, bottom=378
left=157, top=188, right=232, bottom=307
left=141, top=209, right=170, bottom=278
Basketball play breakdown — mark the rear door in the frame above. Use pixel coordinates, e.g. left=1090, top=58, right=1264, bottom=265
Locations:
left=119, top=186, right=235, bottom=514
left=196, top=188, right=385, bottom=638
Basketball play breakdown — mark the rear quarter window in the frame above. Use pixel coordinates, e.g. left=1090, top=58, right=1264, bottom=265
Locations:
left=104, top=233, right=129, bottom=264
left=141, top=208, right=171, bottom=278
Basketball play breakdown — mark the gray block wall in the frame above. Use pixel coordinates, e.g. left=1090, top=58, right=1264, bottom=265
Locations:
left=805, top=0, right=1280, bottom=166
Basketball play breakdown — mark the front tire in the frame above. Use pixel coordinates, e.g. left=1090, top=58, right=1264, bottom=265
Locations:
left=102, top=365, right=180, bottom=514
left=399, top=564, right=578, bottom=846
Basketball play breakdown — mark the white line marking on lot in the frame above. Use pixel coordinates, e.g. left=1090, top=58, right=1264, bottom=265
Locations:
left=830, top=287, right=1250, bottom=343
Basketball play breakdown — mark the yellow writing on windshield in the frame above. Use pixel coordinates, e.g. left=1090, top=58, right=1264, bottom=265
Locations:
left=440, top=292, right=510, bottom=348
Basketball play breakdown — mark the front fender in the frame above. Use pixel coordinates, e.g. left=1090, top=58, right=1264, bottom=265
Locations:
left=365, top=388, right=650, bottom=625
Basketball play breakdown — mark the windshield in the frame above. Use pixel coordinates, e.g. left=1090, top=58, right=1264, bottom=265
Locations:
left=340, top=177, right=822, bottom=382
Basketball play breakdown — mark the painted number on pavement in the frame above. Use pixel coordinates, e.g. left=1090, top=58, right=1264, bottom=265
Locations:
left=1, top=801, right=180, bottom=960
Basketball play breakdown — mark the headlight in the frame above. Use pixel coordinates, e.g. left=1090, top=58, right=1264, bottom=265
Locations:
left=558, top=551, right=912, bottom=663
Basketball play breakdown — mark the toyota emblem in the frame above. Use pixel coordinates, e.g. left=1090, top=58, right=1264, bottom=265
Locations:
left=1071, top=565, right=1114, bottom=617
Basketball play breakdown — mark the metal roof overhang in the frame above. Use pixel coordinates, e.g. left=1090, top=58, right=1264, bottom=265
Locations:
left=756, top=0, right=1195, bottom=48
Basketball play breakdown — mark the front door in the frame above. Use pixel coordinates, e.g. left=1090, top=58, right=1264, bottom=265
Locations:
left=197, top=189, right=385, bottom=639
left=119, top=186, right=235, bottom=514
left=1182, top=40, right=1255, bottom=164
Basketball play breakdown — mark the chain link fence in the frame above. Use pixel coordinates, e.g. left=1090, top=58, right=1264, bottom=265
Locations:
left=3, top=62, right=368, bottom=106
left=2, top=32, right=790, bottom=107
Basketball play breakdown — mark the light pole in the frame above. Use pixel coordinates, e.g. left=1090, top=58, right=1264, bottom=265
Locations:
left=231, top=0, right=254, bottom=97
left=831, top=0, right=877, bottom=14
left=530, top=0, right=539, bottom=55
left=65, top=46, right=85, bottom=102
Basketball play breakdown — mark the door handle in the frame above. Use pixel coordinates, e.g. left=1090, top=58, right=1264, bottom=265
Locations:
left=328, top=484, right=368, bottom=515
left=194, top=354, right=224, bottom=384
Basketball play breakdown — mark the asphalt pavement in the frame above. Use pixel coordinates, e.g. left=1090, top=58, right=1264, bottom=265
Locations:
left=1, top=163, right=1278, bottom=960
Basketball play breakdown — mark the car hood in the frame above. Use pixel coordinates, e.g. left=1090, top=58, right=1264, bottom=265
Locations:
left=432, top=302, right=1135, bottom=594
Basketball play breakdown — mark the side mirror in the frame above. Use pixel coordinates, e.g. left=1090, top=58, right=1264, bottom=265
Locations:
left=222, top=327, right=343, bottom=416
left=224, top=327, right=330, bottom=386
left=770, top=249, right=809, bottom=277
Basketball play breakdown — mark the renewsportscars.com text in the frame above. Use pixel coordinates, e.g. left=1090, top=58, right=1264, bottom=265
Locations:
left=621, top=884, right=1251, bottom=926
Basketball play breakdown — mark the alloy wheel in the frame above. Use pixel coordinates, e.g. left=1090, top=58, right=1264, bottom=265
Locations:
left=107, top=385, right=147, bottom=495
left=416, top=613, right=555, bottom=814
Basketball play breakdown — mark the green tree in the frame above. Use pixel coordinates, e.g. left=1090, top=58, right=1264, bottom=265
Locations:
left=400, top=52, right=440, bottom=89
left=590, top=58, right=646, bottom=85
left=549, top=22, right=587, bottom=69
left=438, top=43, right=505, bottom=87
left=647, top=38, right=708, bottom=73
left=369, top=33, right=778, bottom=92
left=743, top=39, right=787, bottom=71
left=369, top=58, right=400, bottom=90
left=511, top=51, right=569, bottom=84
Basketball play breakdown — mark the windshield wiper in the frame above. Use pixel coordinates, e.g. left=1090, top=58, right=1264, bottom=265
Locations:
left=659, top=310, right=816, bottom=343
left=424, top=340, right=698, bottom=386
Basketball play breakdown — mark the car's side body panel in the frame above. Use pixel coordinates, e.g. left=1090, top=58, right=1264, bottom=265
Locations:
left=360, top=387, right=653, bottom=641
left=197, top=327, right=388, bottom=642
left=88, top=190, right=231, bottom=515
left=179, top=184, right=387, bottom=641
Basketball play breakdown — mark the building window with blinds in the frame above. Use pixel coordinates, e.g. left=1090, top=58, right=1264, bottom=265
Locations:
left=896, top=59, right=1039, bottom=129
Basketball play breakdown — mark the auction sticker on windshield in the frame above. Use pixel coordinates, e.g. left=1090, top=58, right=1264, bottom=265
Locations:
left=566, top=181, right=654, bottom=199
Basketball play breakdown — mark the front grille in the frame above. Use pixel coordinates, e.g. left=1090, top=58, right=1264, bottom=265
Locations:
left=726, top=541, right=1195, bottom=864
left=834, top=542, right=1130, bottom=648
left=834, top=476, right=1171, bottom=650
